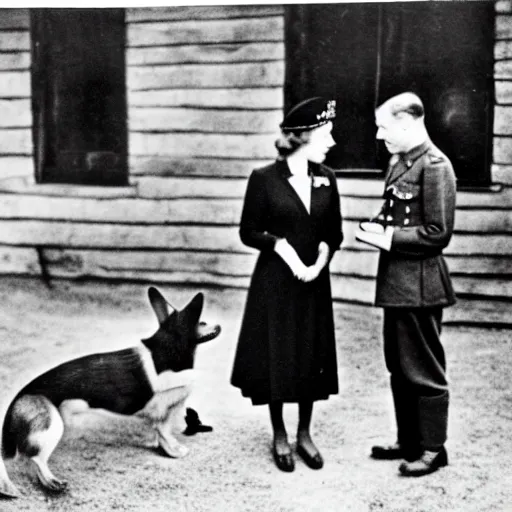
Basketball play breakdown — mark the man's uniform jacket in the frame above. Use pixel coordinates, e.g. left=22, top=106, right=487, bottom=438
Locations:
left=373, top=140, right=457, bottom=308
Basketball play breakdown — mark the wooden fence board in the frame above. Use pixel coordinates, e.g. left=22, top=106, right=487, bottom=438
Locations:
left=492, top=164, right=512, bottom=185
left=0, top=246, right=39, bottom=273
left=127, top=61, right=284, bottom=90
left=0, top=156, right=34, bottom=178
left=0, top=129, right=32, bottom=154
left=457, top=186, right=512, bottom=208
left=128, top=87, right=283, bottom=109
left=127, top=42, right=284, bottom=66
left=496, top=14, right=512, bottom=39
left=331, top=251, right=512, bottom=278
left=50, top=267, right=251, bottom=288
left=496, top=0, right=512, bottom=14
left=338, top=178, right=384, bottom=197
left=444, top=255, right=512, bottom=275
left=444, top=298, right=512, bottom=325
left=494, top=105, right=512, bottom=135
left=32, top=249, right=512, bottom=281
left=331, top=274, right=375, bottom=304
left=131, top=176, right=379, bottom=200
left=0, top=71, right=30, bottom=97
left=42, top=248, right=255, bottom=275
left=126, top=5, right=284, bottom=22
left=495, top=60, right=512, bottom=81
left=343, top=224, right=511, bottom=255
left=129, top=107, right=281, bottom=134
left=495, top=81, right=512, bottom=105
left=127, top=17, right=283, bottom=47
left=129, top=156, right=267, bottom=178
left=447, top=234, right=511, bottom=256
left=451, top=276, right=512, bottom=297
left=0, top=220, right=509, bottom=256
left=455, top=209, right=512, bottom=232
left=0, top=9, right=29, bottom=29
left=132, top=177, right=247, bottom=199
left=0, top=52, right=30, bottom=71
left=493, top=136, right=512, bottom=164
left=0, top=221, right=247, bottom=251
left=0, top=32, right=29, bottom=51
left=0, top=194, right=242, bottom=225
left=495, top=40, right=512, bottom=61
left=129, top=132, right=277, bottom=160
left=0, top=99, right=31, bottom=128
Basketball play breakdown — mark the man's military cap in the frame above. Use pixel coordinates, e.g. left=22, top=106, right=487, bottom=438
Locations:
left=280, top=97, right=336, bottom=132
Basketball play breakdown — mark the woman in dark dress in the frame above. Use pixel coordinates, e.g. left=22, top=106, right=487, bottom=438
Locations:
left=230, top=97, right=343, bottom=472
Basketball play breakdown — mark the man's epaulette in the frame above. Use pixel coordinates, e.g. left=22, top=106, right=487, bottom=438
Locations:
left=427, top=152, right=445, bottom=165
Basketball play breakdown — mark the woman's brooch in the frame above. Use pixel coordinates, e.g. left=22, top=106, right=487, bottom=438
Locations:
left=312, top=176, right=330, bottom=188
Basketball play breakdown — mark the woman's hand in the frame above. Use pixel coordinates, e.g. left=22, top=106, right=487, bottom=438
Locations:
left=274, top=239, right=309, bottom=279
left=300, top=242, right=330, bottom=283
left=275, top=240, right=330, bottom=282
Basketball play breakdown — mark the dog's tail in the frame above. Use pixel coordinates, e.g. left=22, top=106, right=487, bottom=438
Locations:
left=2, top=402, right=18, bottom=460
left=0, top=410, right=20, bottom=498
left=0, top=401, right=21, bottom=498
left=0, top=460, right=19, bottom=498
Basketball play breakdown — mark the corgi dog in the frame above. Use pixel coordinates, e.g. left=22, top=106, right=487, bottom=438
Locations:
left=0, top=287, right=221, bottom=498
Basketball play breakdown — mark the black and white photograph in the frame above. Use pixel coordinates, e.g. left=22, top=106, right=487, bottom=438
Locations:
left=0, top=1, right=510, bottom=510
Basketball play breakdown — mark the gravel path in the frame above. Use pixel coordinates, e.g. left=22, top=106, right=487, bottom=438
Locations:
left=0, top=277, right=510, bottom=512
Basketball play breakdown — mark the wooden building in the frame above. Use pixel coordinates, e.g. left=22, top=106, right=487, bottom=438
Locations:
left=0, top=3, right=510, bottom=326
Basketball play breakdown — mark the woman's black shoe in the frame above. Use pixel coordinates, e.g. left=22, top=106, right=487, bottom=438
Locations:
left=272, top=446, right=295, bottom=472
left=296, top=444, right=324, bottom=470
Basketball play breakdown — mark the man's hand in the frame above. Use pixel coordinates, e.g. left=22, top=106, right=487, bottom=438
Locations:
left=356, top=225, right=394, bottom=251
left=359, top=221, right=385, bottom=234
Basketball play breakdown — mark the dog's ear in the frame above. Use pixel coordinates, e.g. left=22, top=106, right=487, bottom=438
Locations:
left=148, top=287, right=174, bottom=324
left=177, top=292, right=204, bottom=329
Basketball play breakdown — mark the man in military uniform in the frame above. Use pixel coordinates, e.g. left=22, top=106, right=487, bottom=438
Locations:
left=356, top=92, right=456, bottom=476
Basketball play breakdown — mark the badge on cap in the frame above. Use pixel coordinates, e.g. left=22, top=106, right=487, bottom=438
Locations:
left=280, top=97, right=336, bottom=132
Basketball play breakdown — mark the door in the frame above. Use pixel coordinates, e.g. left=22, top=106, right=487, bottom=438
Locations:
left=285, top=2, right=495, bottom=186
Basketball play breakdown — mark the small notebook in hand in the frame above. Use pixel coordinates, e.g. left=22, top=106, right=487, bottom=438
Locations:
left=355, top=224, right=393, bottom=251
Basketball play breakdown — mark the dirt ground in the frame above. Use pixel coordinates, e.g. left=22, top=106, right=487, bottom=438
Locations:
left=0, top=276, right=510, bottom=512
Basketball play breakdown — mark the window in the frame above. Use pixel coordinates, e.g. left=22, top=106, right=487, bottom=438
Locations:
left=30, top=8, right=127, bottom=186
left=285, top=2, right=495, bottom=186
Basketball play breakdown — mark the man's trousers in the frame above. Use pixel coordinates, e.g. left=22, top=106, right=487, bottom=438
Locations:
left=383, top=307, right=449, bottom=452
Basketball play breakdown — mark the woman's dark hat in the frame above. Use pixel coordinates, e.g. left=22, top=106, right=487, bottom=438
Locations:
left=280, top=97, right=336, bottom=132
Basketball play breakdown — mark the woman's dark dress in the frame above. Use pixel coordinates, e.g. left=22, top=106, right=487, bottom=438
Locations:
left=230, top=159, right=343, bottom=405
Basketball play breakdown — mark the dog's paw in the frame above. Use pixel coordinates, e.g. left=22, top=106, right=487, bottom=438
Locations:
left=156, top=430, right=189, bottom=458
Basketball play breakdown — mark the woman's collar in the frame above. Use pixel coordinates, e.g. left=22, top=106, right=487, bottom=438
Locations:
left=277, top=159, right=326, bottom=178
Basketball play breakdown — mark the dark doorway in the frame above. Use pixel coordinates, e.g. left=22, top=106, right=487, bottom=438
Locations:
left=285, top=2, right=495, bottom=186
left=30, top=9, right=127, bottom=186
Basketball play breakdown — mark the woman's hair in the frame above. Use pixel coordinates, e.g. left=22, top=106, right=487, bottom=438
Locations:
left=274, top=130, right=312, bottom=159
